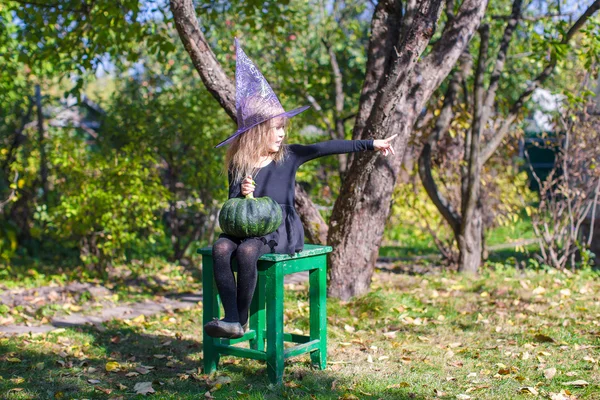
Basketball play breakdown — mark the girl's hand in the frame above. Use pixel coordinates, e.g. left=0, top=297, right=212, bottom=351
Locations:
left=373, top=134, right=398, bottom=157
left=241, top=175, right=256, bottom=196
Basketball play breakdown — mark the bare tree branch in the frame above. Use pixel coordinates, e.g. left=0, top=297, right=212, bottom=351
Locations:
left=322, top=38, right=346, bottom=140
left=352, top=0, right=403, bottom=141
left=418, top=53, right=470, bottom=236
left=461, top=24, right=488, bottom=224
left=482, top=0, right=523, bottom=121
left=169, top=0, right=236, bottom=120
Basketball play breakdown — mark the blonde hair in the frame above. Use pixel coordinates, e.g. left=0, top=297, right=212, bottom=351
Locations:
left=224, top=116, right=290, bottom=185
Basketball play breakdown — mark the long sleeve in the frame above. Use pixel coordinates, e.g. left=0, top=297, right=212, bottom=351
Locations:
left=228, top=170, right=242, bottom=199
left=288, top=139, right=375, bottom=166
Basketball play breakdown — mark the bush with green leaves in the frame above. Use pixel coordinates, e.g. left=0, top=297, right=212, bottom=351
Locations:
left=38, top=131, right=169, bottom=270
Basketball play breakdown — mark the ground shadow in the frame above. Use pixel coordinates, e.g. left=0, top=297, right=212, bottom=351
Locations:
left=1, top=323, right=426, bottom=399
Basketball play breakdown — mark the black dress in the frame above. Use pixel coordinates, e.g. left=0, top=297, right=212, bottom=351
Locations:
left=218, top=139, right=375, bottom=255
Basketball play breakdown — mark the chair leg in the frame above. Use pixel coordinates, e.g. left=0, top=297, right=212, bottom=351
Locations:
left=250, top=268, right=266, bottom=351
left=266, top=264, right=284, bottom=384
left=309, top=259, right=327, bottom=370
left=202, top=256, right=220, bottom=374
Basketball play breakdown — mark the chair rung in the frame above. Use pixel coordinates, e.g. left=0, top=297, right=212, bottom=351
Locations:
left=283, top=333, right=310, bottom=343
left=215, top=344, right=267, bottom=361
left=284, top=339, right=320, bottom=359
left=223, top=330, right=257, bottom=345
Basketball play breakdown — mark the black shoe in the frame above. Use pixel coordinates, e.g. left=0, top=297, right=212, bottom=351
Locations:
left=204, top=319, right=244, bottom=339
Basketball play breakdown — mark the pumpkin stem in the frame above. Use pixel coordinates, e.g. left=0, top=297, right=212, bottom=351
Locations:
left=245, top=192, right=254, bottom=199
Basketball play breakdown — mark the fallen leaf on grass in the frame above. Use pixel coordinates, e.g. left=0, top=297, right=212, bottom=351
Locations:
left=383, top=331, right=397, bottom=339
left=94, top=386, right=113, bottom=395
left=519, top=387, right=538, bottom=395
left=344, top=324, right=355, bottom=333
left=549, top=390, right=577, bottom=400
left=532, top=286, right=546, bottom=295
left=466, top=385, right=490, bottom=392
left=88, top=379, right=101, bottom=384
left=534, top=334, right=555, bottom=343
left=209, top=376, right=232, bottom=391
left=544, top=367, right=557, bottom=380
left=338, top=395, right=360, bottom=400
left=131, top=315, right=146, bottom=324
left=134, top=382, right=155, bottom=395
left=126, top=372, right=140, bottom=377
left=434, top=388, right=446, bottom=397
left=105, top=361, right=121, bottom=372
left=135, top=366, right=152, bottom=375
left=562, top=380, right=588, bottom=387
left=387, top=382, right=410, bottom=388
left=456, top=394, right=471, bottom=400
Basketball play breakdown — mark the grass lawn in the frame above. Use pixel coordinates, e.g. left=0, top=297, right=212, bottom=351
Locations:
left=1, top=263, right=599, bottom=399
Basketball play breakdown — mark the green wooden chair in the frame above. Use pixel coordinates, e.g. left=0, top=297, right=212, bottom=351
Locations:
left=197, top=244, right=332, bottom=384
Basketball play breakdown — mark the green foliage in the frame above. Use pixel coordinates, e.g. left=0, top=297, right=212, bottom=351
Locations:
left=40, top=131, right=169, bottom=268
left=0, top=219, right=18, bottom=262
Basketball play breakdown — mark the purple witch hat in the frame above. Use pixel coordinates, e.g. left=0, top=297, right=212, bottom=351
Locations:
left=214, top=38, right=310, bottom=148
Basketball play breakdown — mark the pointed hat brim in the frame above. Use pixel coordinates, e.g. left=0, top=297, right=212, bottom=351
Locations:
left=214, top=105, right=310, bottom=148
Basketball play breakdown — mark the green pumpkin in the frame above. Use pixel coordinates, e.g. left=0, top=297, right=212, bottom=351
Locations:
left=219, top=191, right=283, bottom=238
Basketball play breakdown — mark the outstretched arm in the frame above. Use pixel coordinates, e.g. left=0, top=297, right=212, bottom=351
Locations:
left=289, top=134, right=398, bottom=166
left=289, top=139, right=375, bottom=166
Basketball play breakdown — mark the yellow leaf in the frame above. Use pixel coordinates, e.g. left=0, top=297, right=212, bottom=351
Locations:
left=105, top=361, right=121, bottom=372
left=387, top=382, right=410, bottom=388
left=131, top=314, right=146, bottom=324
left=7, top=358, right=21, bottom=363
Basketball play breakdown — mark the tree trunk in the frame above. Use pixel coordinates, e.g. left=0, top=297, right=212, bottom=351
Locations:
left=457, top=203, right=483, bottom=273
left=327, top=0, right=489, bottom=300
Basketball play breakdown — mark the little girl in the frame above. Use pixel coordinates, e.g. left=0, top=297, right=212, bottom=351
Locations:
left=204, top=39, right=396, bottom=339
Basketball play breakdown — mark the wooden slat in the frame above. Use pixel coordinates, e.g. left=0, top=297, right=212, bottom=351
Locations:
left=284, top=339, right=320, bottom=359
